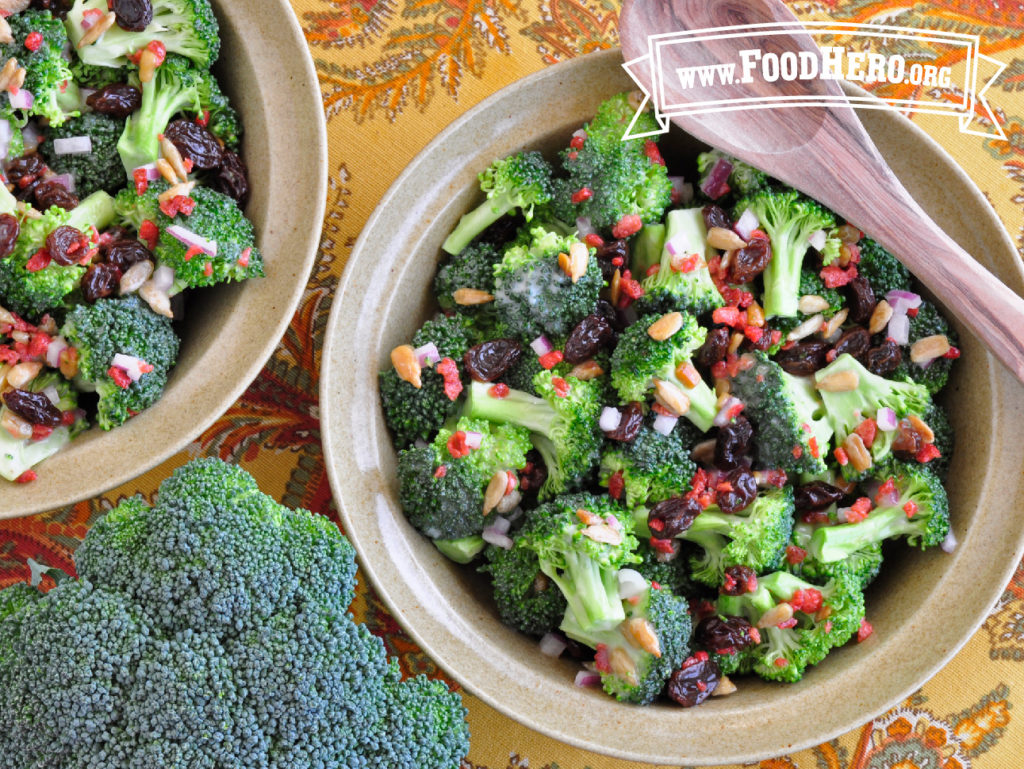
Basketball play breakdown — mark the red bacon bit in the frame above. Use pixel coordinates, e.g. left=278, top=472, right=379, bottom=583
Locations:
left=182, top=157, right=194, bottom=173
left=611, top=214, right=643, bottom=239
left=107, top=366, right=132, bottom=389
left=567, top=150, right=578, bottom=161
left=538, top=350, right=563, bottom=370
left=647, top=516, right=664, bottom=533
left=725, top=401, right=744, bottom=420
left=874, top=478, right=897, bottom=506
left=610, top=255, right=623, bottom=266
left=436, top=357, right=462, bottom=401
left=854, top=417, right=877, bottom=449
left=712, top=306, right=745, bottom=328
left=857, top=619, right=873, bottom=642
left=446, top=431, right=470, bottom=459
left=196, top=109, right=211, bottom=127
left=15, top=470, right=36, bottom=483
left=903, top=500, right=919, bottom=518
left=791, top=445, right=803, bottom=459
left=31, top=424, right=53, bottom=441
left=907, top=307, right=919, bottom=318
left=748, top=627, right=761, bottom=644
left=184, top=244, right=203, bottom=261
left=916, top=443, right=941, bottom=464
left=744, top=325, right=764, bottom=344
left=594, top=644, right=611, bottom=673
left=505, top=471, right=517, bottom=495
left=785, top=545, right=807, bottom=565
left=139, top=361, right=154, bottom=374
left=789, top=588, right=823, bottom=614
left=774, top=658, right=789, bottom=668
left=571, top=187, right=593, bottom=204
left=833, top=446, right=849, bottom=466
left=616, top=270, right=644, bottom=306
left=825, top=349, right=838, bottom=363
left=0, top=346, right=19, bottom=365
left=61, top=410, right=76, bottom=426
left=777, top=618, right=798, bottom=629
left=649, top=536, right=674, bottom=554
left=551, top=376, right=570, bottom=398
left=146, top=40, right=167, bottom=65
left=488, top=383, right=509, bottom=399
left=238, top=247, right=252, bottom=268
left=28, top=332, right=49, bottom=358
left=569, top=133, right=586, bottom=150
left=203, top=261, right=213, bottom=277
left=139, top=220, right=159, bottom=250
left=131, top=168, right=149, bottom=195
left=643, top=140, right=665, bottom=166
left=159, top=195, right=196, bottom=218
left=944, top=346, right=961, bottom=359
left=645, top=263, right=660, bottom=277
left=681, top=651, right=709, bottom=669
left=671, top=253, right=700, bottom=273
left=651, top=580, right=661, bottom=590
left=25, top=249, right=51, bottom=272
left=433, top=465, right=447, bottom=479
left=583, top=233, right=603, bottom=248
left=820, top=263, right=858, bottom=288
left=24, top=31, right=42, bottom=51
left=82, top=7, right=104, bottom=25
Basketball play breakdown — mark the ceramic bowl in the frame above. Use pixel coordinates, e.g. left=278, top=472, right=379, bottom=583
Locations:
left=321, top=49, right=1024, bottom=765
left=2, top=0, right=326, bottom=517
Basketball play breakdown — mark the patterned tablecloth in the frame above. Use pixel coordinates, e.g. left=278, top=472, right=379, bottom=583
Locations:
left=4, top=1, right=1024, bottom=767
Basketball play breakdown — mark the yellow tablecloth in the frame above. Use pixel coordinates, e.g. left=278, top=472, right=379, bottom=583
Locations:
left=5, top=1, right=1024, bottom=766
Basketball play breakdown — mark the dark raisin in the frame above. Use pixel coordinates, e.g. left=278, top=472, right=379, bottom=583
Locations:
left=666, top=654, right=721, bottom=708
left=794, top=480, right=844, bottom=512
left=478, top=212, right=524, bottom=246
left=46, top=225, right=86, bottom=266
left=80, top=263, right=122, bottom=302
left=34, top=181, right=78, bottom=211
left=165, top=119, right=224, bottom=170
left=866, top=339, right=902, bottom=377
left=695, top=615, right=758, bottom=654
left=701, top=204, right=731, bottom=232
left=714, top=416, right=753, bottom=470
left=846, top=277, right=876, bottom=324
left=112, top=0, right=152, bottom=30
left=647, top=496, right=701, bottom=538
left=604, top=401, right=644, bottom=442
left=720, top=565, right=758, bottom=596
left=2, top=389, right=62, bottom=427
left=99, top=225, right=131, bottom=245
left=892, top=419, right=923, bottom=460
left=0, top=213, right=19, bottom=258
left=729, top=235, right=771, bottom=284
left=775, top=340, right=829, bottom=376
left=594, top=299, right=617, bottom=328
left=86, top=83, right=143, bottom=117
left=210, top=149, right=250, bottom=204
left=104, top=239, right=153, bottom=271
left=463, top=339, right=521, bottom=382
left=564, top=314, right=613, bottom=363
left=696, top=326, right=730, bottom=369
left=594, top=239, right=629, bottom=282
left=518, top=451, right=547, bottom=494
left=716, top=468, right=757, bottom=513
left=831, top=327, right=871, bottom=363
left=6, top=154, right=47, bottom=191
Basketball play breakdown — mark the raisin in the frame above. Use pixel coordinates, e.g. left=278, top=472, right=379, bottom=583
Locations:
left=648, top=496, right=701, bottom=538
left=478, top=212, right=524, bottom=246
left=564, top=314, right=613, bottom=363
left=720, top=565, right=758, bottom=595
left=104, top=239, right=153, bottom=271
left=701, top=204, right=732, bottom=232
left=34, top=180, right=78, bottom=211
left=831, top=327, right=871, bottom=363
left=165, top=119, right=224, bottom=170
left=695, top=615, right=758, bottom=654
left=604, top=401, right=644, bottom=442
left=696, top=327, right=730, bottom=369
left=794, top=480, right=844, bottom=512
left=211, top=149, right=250, bottom=204
left=6, top=154, right=47, bottom=195
left=846, top=277, right=876, bottom=324
left=99, top=225, right=131, bottom=245
left=463, top=339, right=521, bottom=382
left=666, top=654, right=721, bottom=708
left=716, top=468, right=757, bottom=513
left=594, top=238, right=629, bottom=282
left=3, top=389, right=62, bottom=427
left=86, top=83, right=142, bottom=117
left=866, top=340, right=902, bottom=377
left=715, top=415, right=753, bottom=470
left=112, top=0, right=152, bottom=30
left=0, top=213, right=19, bottom=258
left=518, top=451, right=547, bottom=494
left=81, top=263, right=122, bottom=302
left=775, top=340, right=829, bottom=376
left=594, top=299, right=617, bottom=328
left=46, top=225, right=86, bottom=266
left=892, top=419, right=923, bottom=460
left=729, top=236, right=771, bottom=284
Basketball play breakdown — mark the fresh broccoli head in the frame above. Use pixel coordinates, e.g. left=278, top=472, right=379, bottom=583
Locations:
left=788, top=519, right=883, bottom=590
left=771, top=268, right=844, bottom=335
left=479, top=542, right=567, bottom=636
left=0, top=371, right=87, bottom=482
left=60, top=294, right=180, bottom=430
left=197, top=71, right=241, bottom=149
left=579, top=92, right=662, bottom=151
left=855, top=237, right=910, bottom=297
left=697, top=149, right=767, bottom=196
left=2, top=11, right=76, bottom=125
left=893, top=301, right=958, bottom=395
left=599, top=418, right=698, bottom=508
left=41, top=112, right=127, bottom=196
left=412, top=314, right=471, bottom=361
left=379, top=366, right=461, bottom=450
left=69, top=60, right=132, bottom=90
left=434, top=241, right=503, bottom=312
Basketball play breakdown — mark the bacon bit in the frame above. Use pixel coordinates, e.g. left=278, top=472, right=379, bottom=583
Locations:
left=551, top=376, right=570, bottom=398
left=25, top=249, right=51, bottom=272
left=612, top=214, right=643, bottom=239
left=571, top=187, right=593, bottom=204
left=643, top=140, right=665, bottom=166
left=907, top=307, right=919, bottom=318
left=24, top=31, right=42, bottom=51
left=774, top=658, right=789, bottom=668
left=854, top=417, right=877, bottom=449
left=433, top=465, right=447, bottom=479
left=238, top=247, right=251, bottom=268
left=649, top=536, right=675, bottom=554
left=651, top=580, right=661, bottom=590
left=820, top=263, right=858, bottom=288
left=725, top=401, right=744, bottom=420
left=790, top=588, right=823, bottom=614
left=203, top=261, right=213, bottom=277
left=15, top=470, right=36, bottom=483
left=27, top=332, right=49, bottom=358
left=627, top=595, right=641, bottom=606
left=670, top=252, right=700, bottom=273
left=146, top=39, right=166, bottom=65
left=825, top=349, right=838, bottom=363
left=576, top=508, right=600, bottom=525
left=81, top=7, right=104, bottom=26
left=874, top=478, right=897, bottom=506
left=139, top=220, right=159, bottom=250
left=159, top=194, right=196, bottom=218
left=31, top=423, right=53, bottom=441
left=785, top=545, right=807, bottom=565
left=743, top=326, right=763, bottom=344
left=944, top=346, right=961, bottom=359
left=648, top=516, right=664, bottom=533
left=718, top=286, right=754, bottom=308
left=182, top=157, right=194, bottom=173
left=681, top=651, right=709, bottom=669
left=569, top=133, right=586, bottom=150
left=648, top=402, right=672, bottom=418
left=594, top=644, right=611, bottom=673
left=132, top=167, right=149, bottom=196
left=567, top=150, right=578, bottom=161
left=617, top=270, right=644, bottom=304
left=436, top=357, right=462, bottom=400
left=645, top=263, right=660, bottom=277
left=857, top=619, right=873, bottom=642
left=712, top=306, right=745, bottom=329
left=447, top=430, right=470, bottom=459
left=60, top=410, right=75, bottom=426
left=184, top=244, right=204, bottom=261
left=833, top=446, right=849, bottom=466
left=488, top=383, right=509, bottom=398
left=903, top=500, right=919, bottom=518
left=916, top=443, right=941, bottom=464
left=845, top=496, right=872, bottom=523
left=791, top=444, right=803, bottom=459
left=195, top=109, right=211, bottom=127
left=538, top=350, right=563, bottom=370
left=777, top=618, right=798, bottom=629
left=107, top=366, right=131, bottom=389
left=583, top=233, right=603, bottom=248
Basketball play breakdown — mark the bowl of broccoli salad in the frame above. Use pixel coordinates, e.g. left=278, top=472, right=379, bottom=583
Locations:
left=322, top=50, right=1024, bottom=763
left=1, top=0, right=325, bottom=512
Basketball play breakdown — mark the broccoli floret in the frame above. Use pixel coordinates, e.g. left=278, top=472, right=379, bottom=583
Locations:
left=580, top=92, right=661, bottom=151
left=499, top=344, right=567, bottom=396
left=516, top=492, right=639, bottom=632
left=632, top=541, right=696, bottom=598
left=808, top=462, right=949, bottom=562
left=730, top=351, right=833, bottom=475
left=66, top=0, right=220, bottom=68
left=60, top=294, right=180, bottom=429
left=893, top=301, right=957, bottom=394
left=69, top=60, right=132, bottom=90
left=434, top=535, right=486, bottom=564
left=41, top=112, right=126, bottom=196
left=197, top=71, right=241, bottom=149
left=479, top=542, right=567, bottom=635
left=770, top=269, right=845, bottom=336
left=465, top=370, right=603, bottom=499
left=855, top=237, right=910, bottom=297
left=0, top=98, right=25, bottom=161
left=441, top=151, right=554, bottom=255
left=599, top=419, right=697, bottom=508
left=379, top=366, right=460, bottom=450
left=434, top=241, right=503, bottom=312
left=635, top=207, right=724, bottom=317
left=115, top=181, right=263, bottom=293
left=397, top=416, right=531, bottom=540
left=560, top=582, right=692, bottom=704
left=788, top=521, right=883, bottom=590
left=412, top=314, right=471, bottom=361
left=491, top=225, right=602, bottom=340
left=630, top=221, right=666, bottom=276
left=609, top=311, right=718, bottom=432
left=736, top=189, right=836, bottom=318
left=717, top=570, right=864, bottom=682
left=922, top=400, right=953, bottom=480
left=2, top=11, right=76, bottom=125
left=697, top=149, right=767, bottom=196
left=676, top=486, right=795, bottom=586
left=0, top=371, right=87, bottom=481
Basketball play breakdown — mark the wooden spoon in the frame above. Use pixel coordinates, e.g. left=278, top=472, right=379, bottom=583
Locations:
left=620, top=0, right=1024, bottom=382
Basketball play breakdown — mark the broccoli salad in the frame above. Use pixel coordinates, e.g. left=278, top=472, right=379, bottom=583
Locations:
left=0, top=0, right=262, bottom=484
left=379, top=92, right=959, bottom=707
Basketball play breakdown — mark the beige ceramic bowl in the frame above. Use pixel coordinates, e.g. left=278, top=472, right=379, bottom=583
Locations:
left=321, top=49, right=1024, bottom=765
left=2, top=0, right=326, bottom=517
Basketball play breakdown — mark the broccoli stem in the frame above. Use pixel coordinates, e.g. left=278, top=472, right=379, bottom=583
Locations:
left=441, top=190, right=515, bottom=255
left=657, top=367, right=717, bottom=432
left=631, top=223, right=666, bottom=275
left=810, top=506, right=917, bottom=563
left=434, top=536, right=486, bottom=564
left=465, top=382, right=556, bottom=437
left=0, top=182, right=16, bottom=216
left=762, top=229, right=807, bottom=318
left=67, top=191, right=116, bottom=231
left=543, top=549, right=625, bottom=631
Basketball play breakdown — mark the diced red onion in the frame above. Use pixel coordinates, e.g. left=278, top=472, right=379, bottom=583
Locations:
left=21, top=122, right=42, bottom=152
left=575, top=216, right=595, bottom=237
left=572, top=128, right=587, bottom=142
left=530, top=334, right=553, bottom=356
left=42, top=384, right=60, bottom=405
left=604, top=514, right=621, bottom=532
left=652, top=413, right=678, bottom=436
left=539, top=632, right=567, bottom=658
left=700, top=157, right=732, bottom=199
left=876, top=485, right=900, bottom=508
left=111, top=353, right=148, bottom=382
left=463, top=430, right=483, bottom=450
left=414, top=342, right=440, bottom=368
left=806, top=229, right=827, bottom=252
left=734, top=208, right=760, bottom=240
left=165, top=225, right=217, bottom=257
left=9, top=89, right=33, bottom=110
left=941, top=530, right=958, bottom=553
left=617, top=568, right=648, bottom=600
left=664, top=232, right=694, bottom=258
left=574, top=670, right=602, bottom=687
left=53, top=136, right=92, bottom=155
left=876, top=407, right=898, bottom=432
left=599, top=406, right=622, bottom=432
left=49, top=173, right=75, bottom=192
left=45, top=336, right=68, bottom=368
left=885, top=289, right=921, bottom=313
left=481, top=528, right=513, bottom=549
left=487, top=515, right=511, bottom=536
left=134, top=163, right=161, bottom=181
left=713, top=396, right=742, bottom=427
left=888, top=312, right=910, bottom=346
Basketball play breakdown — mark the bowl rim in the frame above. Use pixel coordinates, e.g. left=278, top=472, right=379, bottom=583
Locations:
left=322, top=47, right=1024, bottom=764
